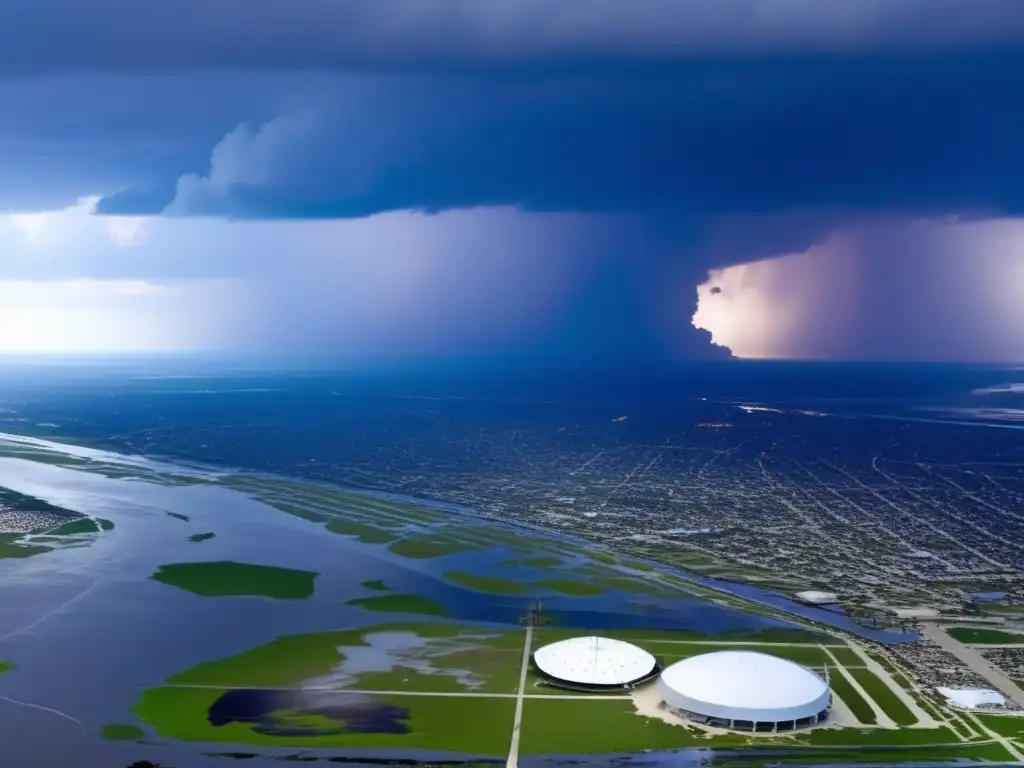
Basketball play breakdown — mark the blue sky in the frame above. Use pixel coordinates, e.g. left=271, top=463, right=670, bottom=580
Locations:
left=3, top=1, right=1024, bottom=361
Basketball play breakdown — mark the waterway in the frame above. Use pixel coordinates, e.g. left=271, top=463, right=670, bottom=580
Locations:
left=0, top=436, right=919, bottom=768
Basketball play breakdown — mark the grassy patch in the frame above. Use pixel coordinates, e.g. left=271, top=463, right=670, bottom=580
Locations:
left=362, top=579, right=390, bottom=591
left=164, top=623, right=521, bottom=689
left=520, top=701, right=969, bottom=756
left=499, top=556, right=564, bottom=569
left=0, top=659, right=15, bottom=674
left=324, top=520, right=396, bottom=544
left=623, top=559, right=656, bottom=572
left=947, top=626, right=1024, bottom=644
left=346, top=594, right=450, bottom=618
left=520, top=699, right=749, bottom=754
left=823, top=646, right=863, bottom=667
left=269, top=502, right=328, bottom=524
left=48, top=517, right=99, bottom=535
left=827, top=668, right=877, bottom=725
left=151, top=561, right=318, bottom=600
left=101, top=723, right=145, bottom=741
left=847, top=668, right=917, bottom=726
left=797, top=726, right=958, bottom=746
left=592, top=576, right=679, bottom=597
left=977, top=714, right=1024, bottom=738
left=0, top=533, right=51, bottom=559
left=443, top=571, right=529, bottom=595
left=536, top=579, right=604, bottom=597
left=187, top=532, right=216, bottom=543
left=134, top=687, right=514, bottom=754
left=387, top=537, right=478, bottom=559
left=532, top=627, right=840, bottom=650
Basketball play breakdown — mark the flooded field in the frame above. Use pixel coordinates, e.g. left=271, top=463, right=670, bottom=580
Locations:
left=0, top=433, right=1008, bottom=767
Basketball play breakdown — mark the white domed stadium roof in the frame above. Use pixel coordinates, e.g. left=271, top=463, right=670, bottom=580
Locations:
left=659, top=651, right=830, bottom=723
left=533, top=636, right=657, bottom=686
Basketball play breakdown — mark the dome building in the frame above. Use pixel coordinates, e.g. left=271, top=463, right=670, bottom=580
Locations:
left=532, top=636, right=662, bottom=692
left=658, top=650, right=831, bottom=731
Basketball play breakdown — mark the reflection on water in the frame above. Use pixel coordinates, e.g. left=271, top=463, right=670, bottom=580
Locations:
left=308, top=630, right=497, bottom=690
left=209, top=689, right=410, bottom=737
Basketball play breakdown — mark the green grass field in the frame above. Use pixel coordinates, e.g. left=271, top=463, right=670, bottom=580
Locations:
left=823, top=646, right=864, bottom=667
left=797, top=726, right=959, bottom=746
left=947, top=626, right=1024, bottom=644
left=536, top=579, right=605, bottom=596
left=151, top=561, right=319, bottom=600
left=0, top=533, right=51, bottom=559
left=977, top=714, right=1024, bottom=738
left=387, top=537, right=480, bottom=559
left=518, top=700, right=964, bottom=755
left=100, top=723, right=145, bottom=741
left=135, top=687, right=516, bottom=755
left=124, top=618, right=984, bottom=760
left=47, top=517, right=99, bottom=535
left=520, top=699, right=748, bottom=754
left=443, top=571, right=530, bottom=595
left=346, top=593, right=450, bottom=617
left=847, top=668, right=917, bottom=725
left=499, top=556, right=564, bottom=569
left=324, top=519, right=397, bottom=544
left=532, top=626, right=842, bottom=648
left=163, top=623, right=523, bottom=689
left=826, top=668, right=877, bottom=725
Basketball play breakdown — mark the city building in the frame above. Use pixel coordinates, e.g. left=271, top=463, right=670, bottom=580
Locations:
left=658, top=650, right=831, bottom=731
left=532, top=635, right=661, bottom=691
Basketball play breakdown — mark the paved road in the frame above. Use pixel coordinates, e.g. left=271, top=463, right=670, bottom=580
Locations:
left=923, top=625, right=1024, bottom=708
left=506, top=625, right=534, bottom=768
left=965, top=643, right=1024, bottom=649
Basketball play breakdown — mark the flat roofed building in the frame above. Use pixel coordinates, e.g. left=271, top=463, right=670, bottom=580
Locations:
left=659, top=650, right=831, bottom=732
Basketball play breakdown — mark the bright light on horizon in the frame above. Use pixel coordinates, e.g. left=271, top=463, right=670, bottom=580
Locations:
left=0, top=278, right=227, bottom=353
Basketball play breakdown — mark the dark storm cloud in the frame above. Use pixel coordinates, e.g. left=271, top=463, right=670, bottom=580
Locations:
left=3, top=0, right=1024, bottom=76
left=94, top=52, right=1024, bottom=220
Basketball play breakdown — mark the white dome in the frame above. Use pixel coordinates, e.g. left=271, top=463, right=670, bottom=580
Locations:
left=533, top=636, right=658, bottom=686
left=659, top=651, right=830, bottom=723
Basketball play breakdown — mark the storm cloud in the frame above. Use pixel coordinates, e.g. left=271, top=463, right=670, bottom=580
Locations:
left=3, top=0, right=1024, bottom=77
left=2, top=2, right=1023, bottom=361
left=87, top=50, right=1024, bottom=221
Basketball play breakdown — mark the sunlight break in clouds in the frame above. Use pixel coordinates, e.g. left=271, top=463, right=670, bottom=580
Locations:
left=691, top=232, right=862, bottom=358
left=692, top=218, right=1024, bottom=362
left=0, top=279, right=232, bottom=352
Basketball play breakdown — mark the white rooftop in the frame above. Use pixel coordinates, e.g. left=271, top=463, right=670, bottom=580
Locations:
left=937, top=687, right=1006, bottom=710
left=532, top=636, right=657, bottom=686
left=659, top=650, right=830, bottom=723
left=796, top=591, right=839, bottom=604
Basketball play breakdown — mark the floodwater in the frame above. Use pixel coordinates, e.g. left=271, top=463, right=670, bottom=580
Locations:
left=208, top=689, right=411, bottom=737
left=0, top=440, right=913, bottom=768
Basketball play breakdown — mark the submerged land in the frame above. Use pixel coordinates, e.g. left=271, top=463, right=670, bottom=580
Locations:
left=1, top=427, right=1024, bottom=765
